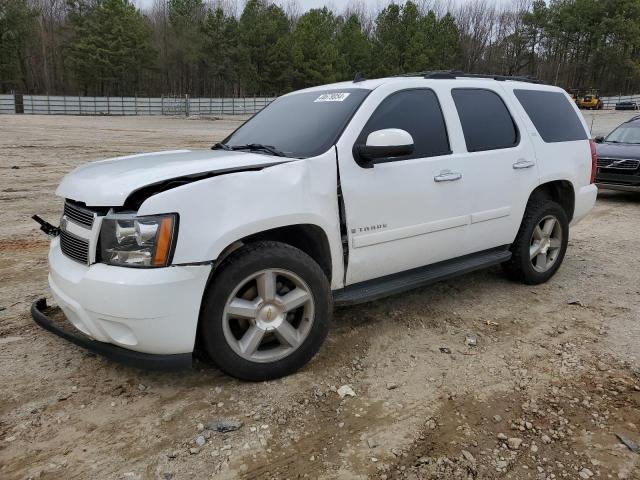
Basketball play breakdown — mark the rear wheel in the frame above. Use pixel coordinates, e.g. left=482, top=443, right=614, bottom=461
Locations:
left=503, top=198, right=569, bottom=285
left=200, top=241, right=331, bottom=381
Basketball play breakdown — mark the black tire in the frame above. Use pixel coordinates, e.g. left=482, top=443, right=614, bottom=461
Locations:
left=503, top=198, right=569, bottom=285
left=199, top=241, right=331, bottom=381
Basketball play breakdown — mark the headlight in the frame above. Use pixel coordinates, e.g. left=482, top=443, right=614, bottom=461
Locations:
left=99, top=213, right=177, bottom=267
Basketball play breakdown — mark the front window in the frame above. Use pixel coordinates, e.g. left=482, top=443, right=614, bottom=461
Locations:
left=223, top=88, right=370, bottom=158
left=605, top=123, right=640, bottom=144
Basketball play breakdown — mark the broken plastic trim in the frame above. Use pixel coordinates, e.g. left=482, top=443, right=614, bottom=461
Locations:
left=121, top=161, right=289, bottom=210
left=32, top=214, right=60, bottom=237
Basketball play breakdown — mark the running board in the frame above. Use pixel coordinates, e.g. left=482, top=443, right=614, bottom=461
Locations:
left=333, top=247, right=511, bottom=307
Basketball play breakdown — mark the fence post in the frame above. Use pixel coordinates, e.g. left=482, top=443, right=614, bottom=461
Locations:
left=79, top=94, right=82, bottom=115
left=107, top=96, right=110, bottom=115
left=161, top=95, right=164, bottom=115
left=14, top=93, right=24, bottom=114
left=46, top=93, right=50, bottom=115
left=121, top=96, right=124, bottom=116
left=134, top=94, right=138, bottom=115
left=185, top=94, right=189, bottom=117
left=253, top=97, right=256, bottom=114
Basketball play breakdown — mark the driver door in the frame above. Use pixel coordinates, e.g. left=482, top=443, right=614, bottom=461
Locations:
left=336, top=87, right=472, bottom=285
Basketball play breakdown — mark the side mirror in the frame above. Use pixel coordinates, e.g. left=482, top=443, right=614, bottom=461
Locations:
left=594, top=135, right=605, bottom=143
left=355, top=128, right=414, bottom=168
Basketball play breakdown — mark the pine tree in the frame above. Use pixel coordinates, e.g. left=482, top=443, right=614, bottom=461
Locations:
left=65, top=0, right=154, bottom=95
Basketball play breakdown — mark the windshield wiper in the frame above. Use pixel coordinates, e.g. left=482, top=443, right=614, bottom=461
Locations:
left=212, top=142, right=232, bottom=151
left=229, top=144, right=287, bottom=157
left=212, top=142, right=287, bottom=157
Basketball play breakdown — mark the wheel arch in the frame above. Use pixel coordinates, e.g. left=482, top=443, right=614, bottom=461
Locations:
left=529, top=180, right=575, bottom=222
left=194, top=224, right=335, bottom=359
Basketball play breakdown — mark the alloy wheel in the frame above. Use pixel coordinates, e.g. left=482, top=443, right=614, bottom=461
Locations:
left=222, top=269, right=315, bottom=363
left=529, top=215, right=563, bottom=273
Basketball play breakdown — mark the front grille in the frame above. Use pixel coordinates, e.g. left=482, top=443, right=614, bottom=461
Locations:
left=60, top=230, right=89, bottom=264
left=596, top=158, right=640, bottom=170
left=63, top=200, right=95, bottom=228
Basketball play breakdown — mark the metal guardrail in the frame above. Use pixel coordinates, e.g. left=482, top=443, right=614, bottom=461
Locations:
left=2, top=93, right=639, bottom=115
left=0, top=94, right=15, bottom=114
left=0, top=94, right=275, bottom=116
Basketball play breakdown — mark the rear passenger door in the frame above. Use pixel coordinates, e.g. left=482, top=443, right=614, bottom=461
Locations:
left=449, top=86, right=540, bottom=252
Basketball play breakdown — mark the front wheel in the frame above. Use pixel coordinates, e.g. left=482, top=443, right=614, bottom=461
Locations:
left=503, top=199, right=569, bottom=285
left=200, top=241, right=331, bottom=381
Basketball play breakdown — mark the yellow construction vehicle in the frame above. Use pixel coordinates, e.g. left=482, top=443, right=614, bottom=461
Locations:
left=577, top=90, right=603, bottom=110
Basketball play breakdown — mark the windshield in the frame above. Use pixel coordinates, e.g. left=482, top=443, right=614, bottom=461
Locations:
left=223, top=88, right=370, bottom=158
left=605, top=123, right=640, bottom=144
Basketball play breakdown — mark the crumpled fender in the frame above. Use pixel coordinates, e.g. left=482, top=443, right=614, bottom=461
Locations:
left=137, top=149, right=345, bottom=289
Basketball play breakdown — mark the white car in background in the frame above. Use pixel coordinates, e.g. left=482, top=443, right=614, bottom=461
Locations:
left=32, top=72, right=597, bottom=381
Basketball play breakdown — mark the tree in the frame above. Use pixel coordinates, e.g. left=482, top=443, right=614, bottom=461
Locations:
left=238, top=0, right=290, bottom=94
left=372, top=3, right=404, bottom=76
left=167, top=0, right=205, bottom=94
left=201, top=7, right=240, bottom=96
left=4, top=0, right=640, bottom=97
left=0, top=0, right=37, bottom=91
left=337, top=14, right=372, bottom=79
left=290, top=8, right=341, bottom=89
left=65, top=0, right=154, bottom=95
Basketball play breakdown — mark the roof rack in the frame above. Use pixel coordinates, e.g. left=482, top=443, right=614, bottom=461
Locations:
left=353, top=72, right=366, bottom=83
left=394, top=70, right=546, bottom=84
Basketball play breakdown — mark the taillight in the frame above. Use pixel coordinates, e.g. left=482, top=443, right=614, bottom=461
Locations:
left=589, top=139, right=597, bottom=184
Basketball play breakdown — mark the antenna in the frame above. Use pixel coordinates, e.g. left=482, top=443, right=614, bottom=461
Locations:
left=353, top=72, right=366, bottom=83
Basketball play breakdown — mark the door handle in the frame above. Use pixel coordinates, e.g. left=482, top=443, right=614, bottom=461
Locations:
left=513, top=159, right=535, bottom=169
left=434, top=170, right=462, bottom=182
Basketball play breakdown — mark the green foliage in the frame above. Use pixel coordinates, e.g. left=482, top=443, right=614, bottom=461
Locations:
left=238, top=0, right=290, bottom=94
left=337, top=15, right=372, bottom=79
left=201, top=7, right=240, bottom=95
left=372, top=2, right=462, bottom=76
left=64, top=0, right=154, bottom=95
left=6, top=0, right=640, bottom=96
left=0, top=0, right=37, bottom=90
left=291, top=8, right=341, bottom=89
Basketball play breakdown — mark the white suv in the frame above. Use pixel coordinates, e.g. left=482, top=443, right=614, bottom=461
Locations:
left=32, top=72, right=598, bottom=380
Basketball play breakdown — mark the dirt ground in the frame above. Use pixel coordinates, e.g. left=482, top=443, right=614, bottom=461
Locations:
left=1, top=112, right=639, bottom=480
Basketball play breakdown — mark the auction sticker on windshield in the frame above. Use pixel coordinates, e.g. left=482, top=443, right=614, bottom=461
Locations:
left=314, top=92, right=351, bottom=102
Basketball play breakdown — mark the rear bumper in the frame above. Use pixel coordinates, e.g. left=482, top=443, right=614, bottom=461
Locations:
left=571, top=184, right=598, bottom=225
left=31, top=299, right=192, bottom=371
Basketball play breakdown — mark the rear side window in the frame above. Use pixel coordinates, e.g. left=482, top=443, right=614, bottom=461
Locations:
left=357, top=89, right=450, bottom=162
left=514, top=89, right=588, bottom=143
left=452, top=88, right=519, bottom=152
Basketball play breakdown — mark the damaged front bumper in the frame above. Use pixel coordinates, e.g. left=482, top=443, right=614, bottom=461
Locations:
left=31, top=298, right=192, bottom=371
left=30, top=238, right=212, bottom=371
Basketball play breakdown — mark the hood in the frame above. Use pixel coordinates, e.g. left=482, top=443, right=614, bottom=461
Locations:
left=596, top=142, right=640, bottom=161
left=56, top=149, right=289, bottom=207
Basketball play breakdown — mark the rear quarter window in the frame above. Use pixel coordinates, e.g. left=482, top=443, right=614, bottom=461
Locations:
left=513, top=89, right=588, bottom=143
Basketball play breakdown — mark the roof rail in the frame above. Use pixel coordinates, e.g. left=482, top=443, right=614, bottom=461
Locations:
left=626, top=114, right=640, bottom=122
left=353, top=72, right=366, bottom=83
left=393, top=70, right=546, bottom=84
